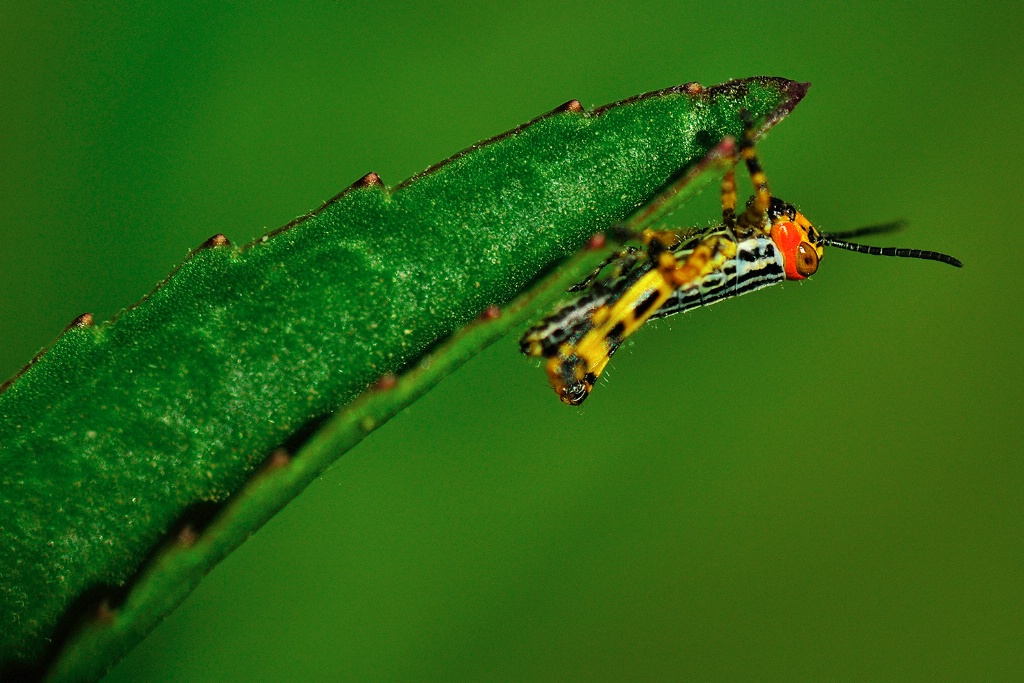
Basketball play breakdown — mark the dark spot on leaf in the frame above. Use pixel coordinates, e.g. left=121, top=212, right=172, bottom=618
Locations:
left=176, top=525, right=198, bottom=548
left=264, top=449, right=292, bottom=471
left=353, top=172, right=382, bottom=188
left=170, top=502, right=222, bottom=546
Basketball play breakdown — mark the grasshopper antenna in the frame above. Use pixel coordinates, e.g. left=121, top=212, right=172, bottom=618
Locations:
left=818, top=234, right=962, bottom=268
left=821, top=220, right=907, bottom=241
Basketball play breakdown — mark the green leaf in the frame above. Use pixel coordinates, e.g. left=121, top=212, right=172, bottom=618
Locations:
left=0, top=76, right=807, bottom=681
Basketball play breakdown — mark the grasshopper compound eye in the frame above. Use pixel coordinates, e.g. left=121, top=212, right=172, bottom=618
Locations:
left=795, top=241, right=819, bottom=277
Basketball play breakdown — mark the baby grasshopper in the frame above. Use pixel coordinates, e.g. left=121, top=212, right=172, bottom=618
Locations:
left=521, top=111, right=961, bottom=405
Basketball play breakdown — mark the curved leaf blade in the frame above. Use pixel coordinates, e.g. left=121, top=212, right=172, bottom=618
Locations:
left=0, top=77, right=807, bottom=680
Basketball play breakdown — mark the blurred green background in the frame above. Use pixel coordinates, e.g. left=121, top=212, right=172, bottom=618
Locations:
left=2, top=1, right=1021, bottom=680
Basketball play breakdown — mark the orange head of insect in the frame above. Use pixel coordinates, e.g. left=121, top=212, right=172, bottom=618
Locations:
left=767, top=198, right=823, bottom=281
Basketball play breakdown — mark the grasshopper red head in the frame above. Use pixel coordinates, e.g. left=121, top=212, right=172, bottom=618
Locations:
left=767, top=197, right=824, bottom=280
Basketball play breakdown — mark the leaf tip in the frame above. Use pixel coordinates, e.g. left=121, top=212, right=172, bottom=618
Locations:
left=784, top=80, right=812, bottom=107
left=763, top=79, right=812, bottom=130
